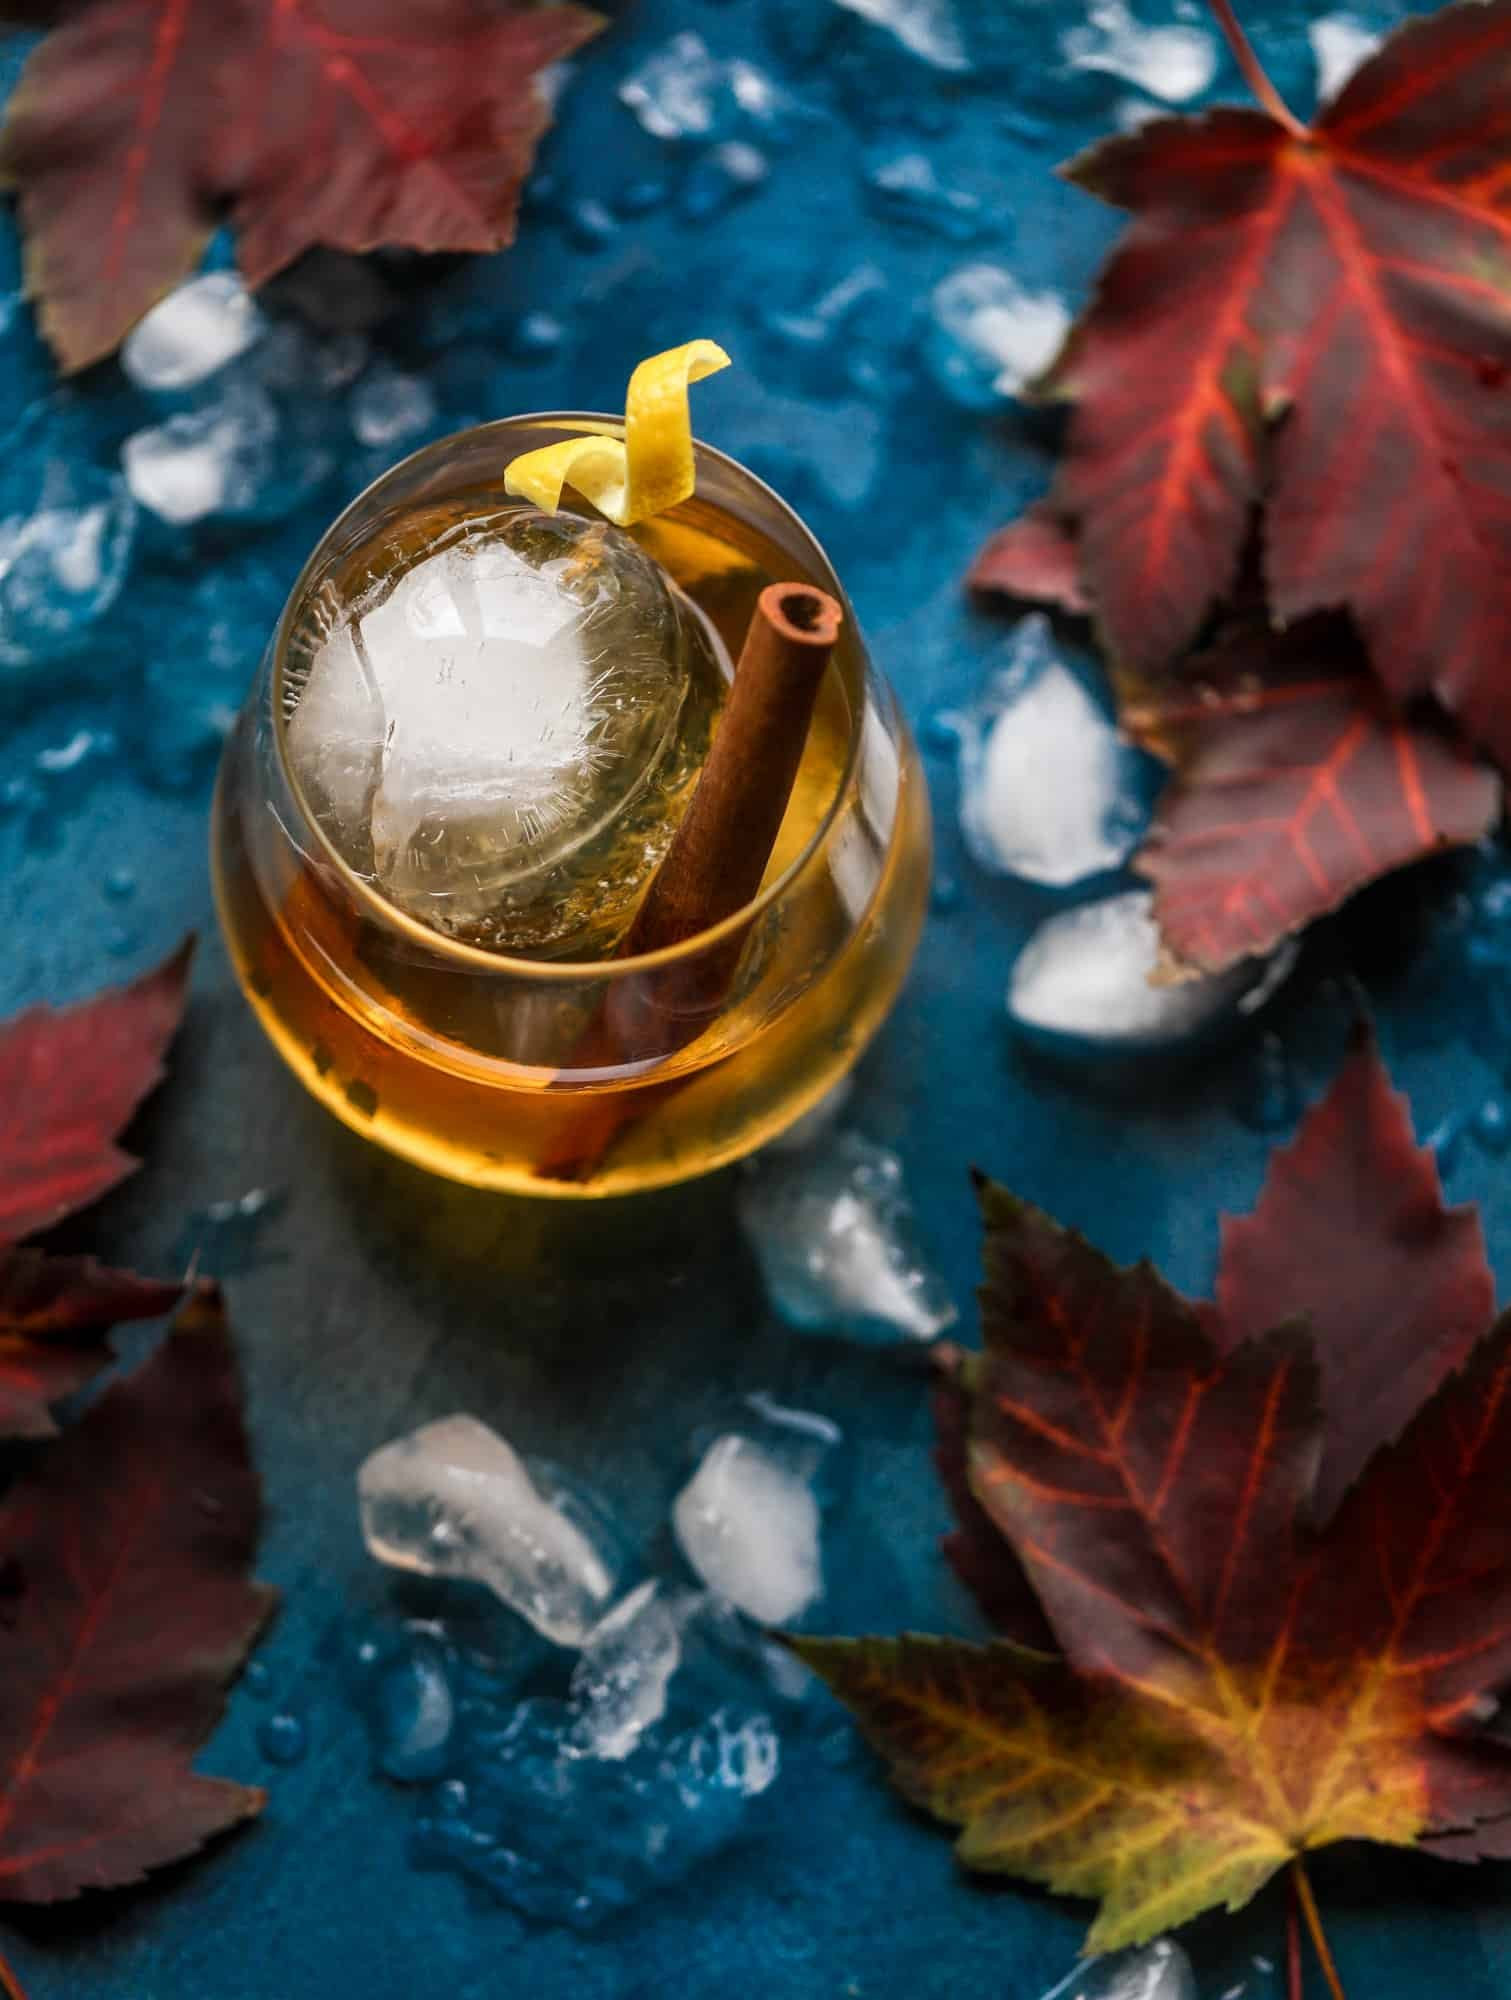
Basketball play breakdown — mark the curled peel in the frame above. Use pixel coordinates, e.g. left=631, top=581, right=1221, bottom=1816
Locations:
left=503, top=340, right=731, bottom=527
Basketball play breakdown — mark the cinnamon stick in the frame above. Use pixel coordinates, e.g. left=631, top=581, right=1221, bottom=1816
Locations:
left=534, top=581, right=842, bottom=1182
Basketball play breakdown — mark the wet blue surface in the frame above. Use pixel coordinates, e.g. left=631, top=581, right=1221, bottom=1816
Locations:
left=3, top=1, right=1508, bottom=1994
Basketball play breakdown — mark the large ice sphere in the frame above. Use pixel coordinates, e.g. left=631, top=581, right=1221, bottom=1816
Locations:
left=414, top=1698, right=779, bottom=1927
left=121, top=273, right=265, bottom=393
left=1008, top=890, right=1295, bottom=1054
left=358, top=1415, right=619, bottom=1646
left=570, top=1580, right=688, bottom=1760
left=954, top=616, right=1147, bottom=887
left=673, top=1399, right=838, bottom=1624
left=925, top=265, right=1070, bottom=408
left=287, top=506, right=720, bottom=954
left=1048, top=1939, right=1197, bottom=2000
left=739, top=1132, right=957, bottom=1345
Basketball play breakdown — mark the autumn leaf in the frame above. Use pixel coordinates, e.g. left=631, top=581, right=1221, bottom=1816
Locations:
left=0, top=1283, right=274, bottom=1901
left=1212, top=1021, right=1494, bottom=1518
left=797, top=1045, right=1511, bottom=1953
left=968, top=502, right=1089, bottom=618
left=1126, top=619, right=1500, bottom=975
left=0, top=1247, right=181, bottom=1438
left=1001, top=0, right=1511, bottom=770
left=0, top=939, right=192, bottom=1243
left=0, top=0, right=604, bottom=373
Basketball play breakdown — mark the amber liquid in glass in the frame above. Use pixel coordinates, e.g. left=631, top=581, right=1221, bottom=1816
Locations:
left=212, top=486, right=931, bottom=1198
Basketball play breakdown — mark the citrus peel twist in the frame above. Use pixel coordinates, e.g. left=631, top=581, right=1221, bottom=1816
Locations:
left=503, top=340, right=731, bottom=527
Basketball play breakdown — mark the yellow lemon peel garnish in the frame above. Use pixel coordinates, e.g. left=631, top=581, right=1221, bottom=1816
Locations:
left=503, top=340, right=731, bottom=527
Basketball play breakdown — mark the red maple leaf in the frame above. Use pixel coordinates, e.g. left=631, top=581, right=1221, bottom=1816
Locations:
left=0, top=0, right=603, bottom=371
left=1125, top=619, right=1500, bottom=974
left=996, top=0, right=1511, bottom=770
left=968, top=501, right=1090, bottom=618
left=802, top=1033, right=1511, bottom=1961
left=0, top=1248, right=181, bottom=1437
left=0, top=940, right=192, bottom=1243
left=0, top=1283, right=275, bottom=1902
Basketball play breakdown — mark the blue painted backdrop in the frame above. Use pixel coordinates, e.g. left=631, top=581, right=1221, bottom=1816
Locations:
left=2, top=0, right=1508, bottom=1992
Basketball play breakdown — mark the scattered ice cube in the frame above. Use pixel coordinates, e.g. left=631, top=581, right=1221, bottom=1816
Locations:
left=121, top=273, right=265, bottom=392
left=1007, top=890, right=1296, bottom=1053
left=834, top=0, right=969, bottom=70
left=358, top=1414, right=619, bottom=1647
left=570, top=1581, right=688, bottom=1760
left=287, top=509, right=700, bottom=934
left=619, top=32, right=790, bottom=143
left=867, top=150, right=983, bottom=240
left=1309, top=13, right=1381, bottom=98
left=673, top=1430, right=825, bottom=1626
left=414, top=1698, right=779, bottom=1927
left=1063, top=2, right=1217, bottom=103
left=1044, top=1938, right=1197, bottom=2000
left=925, top=264, right=1070, bottom=407
left=953, top=616, right=1146, bottom=886
left=739, top=1132, right=957, bottom=1346
left=349, top=365, right=437, bottom=449
left=121, top=383, right=280, bottom=524
left=0, top=480, right=137, bottom=667
left=370, top=1624, right=458, bottom=1781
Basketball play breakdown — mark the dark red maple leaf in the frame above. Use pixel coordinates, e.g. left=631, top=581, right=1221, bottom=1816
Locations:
left=0, top=0, right=604, bottom=371
left=967, top=501, right=1089, bottom=617
left=1005, top=0, right=1511, bottom=770
left=0, top=1283, right=274, bottom=1902
left=0, top=1247, right=181, bottom=1438
left=0, top=939, right=192, bottom=1243
left=1125, top=620, right=1499, bottom=975
left=801, top=1143, right=1511, bottom=1951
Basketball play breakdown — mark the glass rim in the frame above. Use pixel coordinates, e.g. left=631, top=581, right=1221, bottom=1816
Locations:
left=270, top=412, right=869, bottom=983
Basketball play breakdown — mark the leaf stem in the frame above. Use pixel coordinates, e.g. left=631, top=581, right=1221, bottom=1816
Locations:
left=0, top=1943, right=30, bottom=2000
left=1292, top=1858, right=1348, bottom=2000
left=1204, top=0, right=1308, bottom=135
left=1287, top=1875, right=1304, bottom=2000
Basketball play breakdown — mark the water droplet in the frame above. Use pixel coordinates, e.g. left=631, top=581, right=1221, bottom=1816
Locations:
left=930, top=871, right=961, bottom=913
left=258, top=1711, right=308, bottom=1765
left=243, top=1659, right=272, bottom=1698
left=1475, top=1097, right=1511, bottom=1156
left=103, top=866, right=136, bottom=902
left=510, top=312, right=565, bottom=361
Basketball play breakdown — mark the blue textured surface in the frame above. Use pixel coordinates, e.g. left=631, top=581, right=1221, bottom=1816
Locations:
left=3, top=1, right=1510, bottom=1993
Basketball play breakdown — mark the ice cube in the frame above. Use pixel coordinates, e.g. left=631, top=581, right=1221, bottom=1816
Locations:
left=1007, top=890, right=1296, bottom=1053
left=358, top=1415, right=619, bottom=1646
left=414, top=1698, right=779, bottom=1927
left=618, top=32, right=789, bottom=143
left=570, top=1581, right=688, bottom=1760
left=349, top=365, right=437, bottom=449
left=834, top=0, right=969, bottom=69
left=1045, top=1938, right=1197, bottom=2000
left=121, top=273, right=265, bottom=392
left=1309, top=14, right=1381, bottom=98
left=925, top=265, right=1070, bottom=407
left=1063, top=2, right=1216, bottom=102
left=673, top=1432, right=824, bottom=1626
left=370, top=1624, right=458, bottom=1781
left=287, top=509, right=703, bottom=942
left=953, top=616, right=1146, bottom=886
left=121, top=384, right=279, bottom=524
left=0, top=479, right=137, bottom=668
left=739, top=1132, right=957, bottom=1346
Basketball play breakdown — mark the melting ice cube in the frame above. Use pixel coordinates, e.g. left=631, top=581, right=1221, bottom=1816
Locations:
left=1008, top=889, right=1295, bottom=1053
left=926, top=265, right=1070, bottom=407
left=834, top=0, right=969, bottom=70
left=1045, top=1938, right=1197, bottom=2000
left=570, top=1580, right=688, bottom=1760
left=953, top=615, right=1146, bottom=887
left=739, top=1132, right=957, bottom=1345
left=349, top=365, right=437, bottom=449
left=358, top=1414, right=619, bottom=1646
left=673, top=1401, right=838, bottom=1625
left=1309, top=14, right=1381, bottom=99
left=122, top=273, right=265, bottom=393
left=121, top=384, right=280, bottom=524
left=286, top=509, right=701, bottom=939
left=1063, top=1, right=1216, bottom=103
